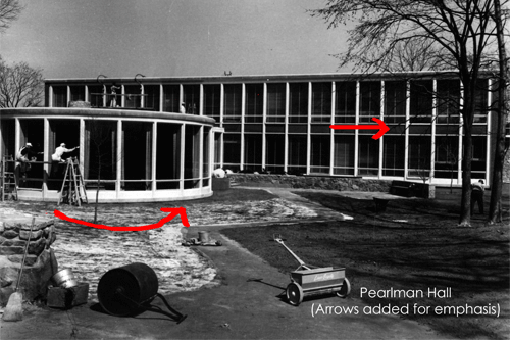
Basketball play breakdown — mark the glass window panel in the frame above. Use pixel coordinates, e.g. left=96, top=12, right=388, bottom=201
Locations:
left=384, top=81, right=406, bottom=124
left=183, top=84, right=200, bottom=114
left=223, top=134, right=241, bottom=165
left=310, top=135, right=330, bottom=173
left=288, top=135, right=307, bottom=167
left=410, top=80, right=432, bottom=123
left=382, top=136, right=405, bottom=176
left=435, top=136, right=458, bottom=179
left=244, top=134, right=262, bottom=171
left=267, top=83, right=286, bottom=122
left=407, top=136, right=431, bottom=178
left=359, top=82, right=380, bottom=123
left=144, top=85, right=160, bottom=111
left=437, top=80, right=460, bottom=124
left=52, top=86, right=66, bottom=107
left=289, top=83, right=308, bottom=123
left=312, top=82, right=331, bottom=123
left=224, top=84, right=242, bottom=122
left=335, top=82, right=356, bottom=124
left=245, top=84, right=263, bottom=123
left=204, top=84, right=220, bottom=120
left=358, top=135, right=379, bottom=175
left=265, top=134, right=285, bottom=169
left=69, top=86, right=85, bottom=102
left=334, top=134, right=355, bottom=175
left=163, top=85, right=180, bottom=113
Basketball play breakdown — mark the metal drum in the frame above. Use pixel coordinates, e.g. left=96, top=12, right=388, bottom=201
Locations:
left=97, top=262, right=158, bottom=316
left=51, top=269, right=78, bottom=288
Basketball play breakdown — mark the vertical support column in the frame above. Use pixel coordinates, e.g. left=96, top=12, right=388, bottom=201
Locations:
left=354, top=81, right=360, bottom=176
left=120, top=85, right=125, bottom=108
left=284, top=82, right=290, bottom=173
left=329, top=81, right=335, bottom=176
left=219, top=84, right=224, bottom=168
left=209, top=128, right=214, bottom=184
left=79, top=118, right=85, bottom=187
left=159, top=84, right=164, bottom=112
left=378, top=81, right=385, bottom=179
left=43, top=118, right=50, bottom=198
left=430, top=79, right=437, bottom=181
left=180, top=84, right=185, bottom=110
left=306, top=82, right=312, bottom=175
left=458, top=79, right=463, bottom=184
left=199, top=84, right=204, bottom=116
left=404, top=80, right=410, bottom=180
left=103, top=85, right=107, bottom=107
left=262, top=83, right=267, bottom=170
left=49, top=86, right=54, bottom=108
left=85, top=86, right=90, bottom=103
left=66, top=86, right=71, bottom=107
left=116, top=120, right=122, bottom=198
left=486, top=78, right=492, bottom=185
left=152, top=122, right=157, bottom=194
left=140, top=84, right=145, bottom=108
left=240, top=83, right=246, bottom=171
left=180, top=124, right=186, bottom=192
left=199, top=126, right=203, bottom=189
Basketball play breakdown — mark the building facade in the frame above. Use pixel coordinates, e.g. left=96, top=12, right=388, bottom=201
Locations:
left=0, top=72, right=497, bottom=202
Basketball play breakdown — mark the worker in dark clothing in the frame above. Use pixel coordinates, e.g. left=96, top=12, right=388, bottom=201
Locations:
left=15, top=143, right=43, bottom=172
left=470, top=180, right=485, bottom=215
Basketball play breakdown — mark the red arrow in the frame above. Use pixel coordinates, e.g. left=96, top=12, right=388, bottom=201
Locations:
left=53, top=207, right=190, bottom=232
left=329, top=118, right=390, bottom=140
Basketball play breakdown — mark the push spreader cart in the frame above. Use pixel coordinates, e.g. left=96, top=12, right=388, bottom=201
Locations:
left=274, top=234, right=351, bottom=306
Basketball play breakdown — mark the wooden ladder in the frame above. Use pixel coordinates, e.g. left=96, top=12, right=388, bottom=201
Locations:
left=58, top=158, right=88, bottom=206
left=1, top=155, right=18, bottom=201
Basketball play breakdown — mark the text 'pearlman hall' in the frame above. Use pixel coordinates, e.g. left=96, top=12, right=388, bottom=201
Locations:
left=0, top=72, right=501, bottom=202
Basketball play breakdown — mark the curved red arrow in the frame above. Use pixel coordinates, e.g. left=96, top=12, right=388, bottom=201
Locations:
left=330, top=118, right=390, bottom=140
left=54, top=207, right=190, bottom=232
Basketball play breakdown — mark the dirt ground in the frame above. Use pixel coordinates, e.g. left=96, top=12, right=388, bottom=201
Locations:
left=0, top=187, right=508, bottom=339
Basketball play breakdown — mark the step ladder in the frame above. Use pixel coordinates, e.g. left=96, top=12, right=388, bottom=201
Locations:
left=1, top=155, right=17, bottom=201
left=58, top=157, right=88, bottom=206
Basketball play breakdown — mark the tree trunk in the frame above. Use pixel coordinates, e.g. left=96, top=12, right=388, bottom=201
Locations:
left=488, top=0, right=508, bottom=224
left=459, top=130, right=473, bottom=227
left=459, top=81, right=475, bottom=227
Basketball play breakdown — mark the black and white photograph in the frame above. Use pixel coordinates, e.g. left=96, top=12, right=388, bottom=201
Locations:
left=0, top=0, right=509, bottom=339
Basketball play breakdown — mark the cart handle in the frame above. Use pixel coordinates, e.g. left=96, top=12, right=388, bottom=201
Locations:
left=273, top=234, right=311, bottom=270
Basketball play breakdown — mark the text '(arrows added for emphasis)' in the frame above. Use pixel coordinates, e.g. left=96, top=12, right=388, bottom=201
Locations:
left=329, top=118, right=390, bottom=140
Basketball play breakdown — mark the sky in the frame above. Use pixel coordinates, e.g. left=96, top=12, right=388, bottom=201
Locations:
left=0, top=0, right=351, bottom=80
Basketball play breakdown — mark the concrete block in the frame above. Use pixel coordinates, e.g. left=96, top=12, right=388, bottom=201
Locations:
left=212, top=177, right=230, bottom=191
left=47, top=283, right=89, bottom=308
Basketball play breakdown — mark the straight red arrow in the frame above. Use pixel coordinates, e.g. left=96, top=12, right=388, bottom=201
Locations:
left=329, top=118, right=390, bottom=140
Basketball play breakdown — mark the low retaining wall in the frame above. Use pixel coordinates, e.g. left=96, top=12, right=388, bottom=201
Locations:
left=229, top=174, right=392, bottom=192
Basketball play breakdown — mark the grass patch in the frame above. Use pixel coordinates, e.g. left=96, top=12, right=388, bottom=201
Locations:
left=220, top=192, right=509, bottom=339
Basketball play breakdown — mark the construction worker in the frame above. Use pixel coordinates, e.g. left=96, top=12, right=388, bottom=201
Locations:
left=470, top=180, right=485, bottom=215
left=52, top=143, right=79, bottom=162
left=15, top=143, right=42, bottom=172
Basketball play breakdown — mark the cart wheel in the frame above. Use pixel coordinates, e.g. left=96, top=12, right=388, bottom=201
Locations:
left=286, top=282, right=304, bottom=306
left=336, top=278, right=351, bottom=298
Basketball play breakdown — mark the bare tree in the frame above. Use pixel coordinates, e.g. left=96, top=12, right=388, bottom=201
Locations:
left=311, top=0, right=503, bottom=227
left=85, top=119, right=118, bottom=224
left=0, top=0, right=22, bottom=33
left=0, top=58, right=44, bottom=107
left=487, top=0, right=509, bottom=224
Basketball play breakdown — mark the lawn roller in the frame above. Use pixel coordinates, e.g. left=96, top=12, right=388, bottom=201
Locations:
left=273, top=234, right=351, bottom=306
